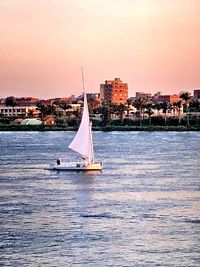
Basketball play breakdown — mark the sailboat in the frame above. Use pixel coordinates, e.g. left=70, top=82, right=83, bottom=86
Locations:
left=50, top=69, right=102, bottom=171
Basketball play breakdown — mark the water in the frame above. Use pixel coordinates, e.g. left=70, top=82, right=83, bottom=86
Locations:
left=0, top=131, right=199, bottom=266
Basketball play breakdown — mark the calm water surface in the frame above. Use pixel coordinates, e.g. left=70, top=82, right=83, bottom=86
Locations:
left=0, top=131, right=200, bottom=266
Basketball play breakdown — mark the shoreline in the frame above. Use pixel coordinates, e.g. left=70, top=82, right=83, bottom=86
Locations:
left=0, top=125, right=199, bottom=131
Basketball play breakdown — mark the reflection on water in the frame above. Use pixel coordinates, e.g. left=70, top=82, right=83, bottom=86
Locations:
left=0, top=131, right=200, bottom=266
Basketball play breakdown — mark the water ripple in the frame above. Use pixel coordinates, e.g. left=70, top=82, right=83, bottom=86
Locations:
left=0, top=131, right=200, bottom=266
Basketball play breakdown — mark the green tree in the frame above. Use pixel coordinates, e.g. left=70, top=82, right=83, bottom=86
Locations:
left=72, top=109, right=81, bottom=126
left=59, top=101, right=71, bottom=112
left=109, top=102, right=118, bottom=119
left=88, top=98, right=100, bottom=114
left=59, top=101, right=72, bottom=126
left=5, top=96, right=16, bottom=107
left=101, top=105, right=111, bottom=126
left=36, top=101, right=47, bottom=124
left=5, top=96, right=16, bottom=117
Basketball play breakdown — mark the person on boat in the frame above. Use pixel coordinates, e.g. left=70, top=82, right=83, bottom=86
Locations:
left=82, top=156, right=88, bottom=167
left=56, top=158, right=60, bottom=165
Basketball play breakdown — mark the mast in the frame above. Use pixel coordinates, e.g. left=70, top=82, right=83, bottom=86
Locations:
left=81, top=67, right=94, bottom=164
left=89, top=121, right=94, bottom=164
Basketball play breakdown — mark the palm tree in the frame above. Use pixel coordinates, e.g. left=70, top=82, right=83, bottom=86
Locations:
left=160, top=101, right=169, bottom=126
left=175, top=100, right=182, bottom=125
left=154, top=102, right=162, bottom=117
left=117, top=103, right=126, bottom=125
left=180, top=91, right=191, bottom=126
left=133, top=97, right=148, bottom=126
left=145, top=102, right=154, bottom=126
left=126, top=98, right=132, bottom=120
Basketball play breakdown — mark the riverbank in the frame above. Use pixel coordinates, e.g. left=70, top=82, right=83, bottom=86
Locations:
left=0, top=125, right=199, bottom=131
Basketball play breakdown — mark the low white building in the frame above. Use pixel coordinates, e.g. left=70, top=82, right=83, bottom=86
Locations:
left=0, top=106, right=38, bottom=117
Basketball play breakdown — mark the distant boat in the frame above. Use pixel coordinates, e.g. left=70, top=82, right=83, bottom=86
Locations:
left=50, top=69, right=102, bottom=171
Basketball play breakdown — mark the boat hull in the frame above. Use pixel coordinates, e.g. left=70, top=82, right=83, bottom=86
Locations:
left=48, top=163, right=102, bottom=171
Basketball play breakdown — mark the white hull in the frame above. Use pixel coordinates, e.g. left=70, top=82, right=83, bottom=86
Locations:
left=48, top=162, right=102, bottom=171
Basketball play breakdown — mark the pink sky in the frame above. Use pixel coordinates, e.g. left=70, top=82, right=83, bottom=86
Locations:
left=0, top=0, right=200, bottom=99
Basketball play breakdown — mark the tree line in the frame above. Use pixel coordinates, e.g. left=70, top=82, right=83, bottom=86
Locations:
left=1, top=92, right=200, bottom=128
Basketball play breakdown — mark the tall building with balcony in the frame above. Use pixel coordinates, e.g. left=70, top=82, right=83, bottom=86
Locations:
left=100, top=78, right=128, bottom=104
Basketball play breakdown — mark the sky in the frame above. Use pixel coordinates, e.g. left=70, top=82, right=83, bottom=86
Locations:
left=0, top=0, right=200, bottom=99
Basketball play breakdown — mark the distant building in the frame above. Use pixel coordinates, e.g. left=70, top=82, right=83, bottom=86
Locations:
left=43, top=99, right=56, bottom=105
left=15, top=97, right=39, bottom=106
left=75, top=93, right=100, bottom=104
left=194, top=89, right=200, bottom=100
left=135, top=92, right=152, bottom=99
left=100, top=78, right=128, bottom=104
left=0, top=97, right=39, bottom=107
left=152, top=92, right=161, bottom=100
left=44, top=97, right=70, bottom=105
left=170, top=94, right=181, bottom=103
left=128, top=96, right=136, bottom=102
left=74, top=94, right=83, bottom=102
left=69, top=95, right=76, bottom=102
left=158, top=94, right=180, bottom=103
left=87, top=93, right=100, bottom=101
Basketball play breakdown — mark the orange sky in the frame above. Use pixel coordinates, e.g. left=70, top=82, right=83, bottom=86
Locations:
left=0, top=0, right=200, bottom=98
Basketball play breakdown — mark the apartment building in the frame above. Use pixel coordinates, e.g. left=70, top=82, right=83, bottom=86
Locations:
left=100, top=78, right=128, bottom=104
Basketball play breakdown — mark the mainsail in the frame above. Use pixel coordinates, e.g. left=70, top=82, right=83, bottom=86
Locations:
left=68, top=71, right=94, bottom=164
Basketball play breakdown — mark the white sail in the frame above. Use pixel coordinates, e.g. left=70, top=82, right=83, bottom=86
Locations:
left=68, top=72, right=94, bottom=164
